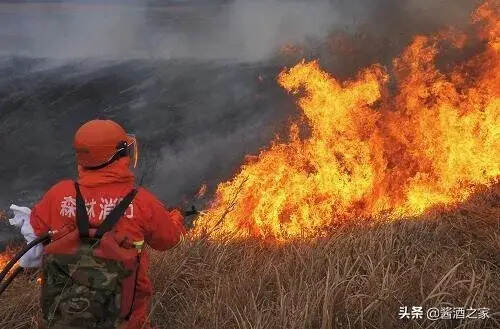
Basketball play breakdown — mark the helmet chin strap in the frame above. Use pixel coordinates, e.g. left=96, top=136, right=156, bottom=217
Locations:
left=83, top=153, right=125, bottom=170
left=83, top=142, right=131, bottom=171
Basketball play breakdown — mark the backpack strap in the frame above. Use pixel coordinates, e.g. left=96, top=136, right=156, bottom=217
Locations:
left=74, top=182, right=138, bottom=239
left=95, top=188, right=138, bottom=239
left=74, top=182, right=90, bottom=238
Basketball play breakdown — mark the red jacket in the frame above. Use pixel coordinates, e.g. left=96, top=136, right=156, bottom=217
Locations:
left=30, top=157, right=186, bottom=329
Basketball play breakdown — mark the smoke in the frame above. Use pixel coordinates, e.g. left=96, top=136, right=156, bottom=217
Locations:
left=126, top=62, right=293, bottom=205
left=0, top=1, right=154, bottom=59
left=3, top=0, right=478, bottom=62
left=0, top=0, right=344, bottom=61
left=160, top=0, right=342, bottom=61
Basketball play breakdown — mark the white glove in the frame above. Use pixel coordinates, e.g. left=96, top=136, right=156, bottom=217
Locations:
left=9, top=204, right=43, bottom=268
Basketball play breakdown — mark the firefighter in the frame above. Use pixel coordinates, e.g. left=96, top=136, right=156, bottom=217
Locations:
left=26, top=119, right=186, bottom=329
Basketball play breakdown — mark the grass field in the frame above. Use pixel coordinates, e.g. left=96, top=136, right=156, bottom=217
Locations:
left=0, top=185, right=498, bottom=329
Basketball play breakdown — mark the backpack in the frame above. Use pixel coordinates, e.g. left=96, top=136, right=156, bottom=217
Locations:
left=40, top=182, right=139, bottom=329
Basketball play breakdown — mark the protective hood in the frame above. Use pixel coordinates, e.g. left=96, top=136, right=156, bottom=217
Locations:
left=77, top=157, right=135, bottom=187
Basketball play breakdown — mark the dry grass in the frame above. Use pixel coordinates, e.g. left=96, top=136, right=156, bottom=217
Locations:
left=0, top=186, right=499, bottom=329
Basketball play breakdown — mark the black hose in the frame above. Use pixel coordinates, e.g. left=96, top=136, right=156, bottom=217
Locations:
left=0, top=233, right=50, bottom=284
left=0, top=266, right=24, bottom=296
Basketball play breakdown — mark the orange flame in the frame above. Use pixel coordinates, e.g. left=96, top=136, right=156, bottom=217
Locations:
left=0, top=249, right=17, bottom=273
left=194, top=1, right=500, bottom=240
left=0, top=252, right=9, bottom=270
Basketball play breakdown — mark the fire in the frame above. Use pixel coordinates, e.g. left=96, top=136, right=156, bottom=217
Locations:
left=0, top=252, right=9, bottom=270
left=194, top=1, right=500, bottom=240
left=0, top=249, right=16, bottom=273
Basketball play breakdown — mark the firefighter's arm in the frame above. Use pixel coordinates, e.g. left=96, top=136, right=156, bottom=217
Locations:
left=30, top=190, right=52, bottom=237
left=145, top=197, right=186, bottom=251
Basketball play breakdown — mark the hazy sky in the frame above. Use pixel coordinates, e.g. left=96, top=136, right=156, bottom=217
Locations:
left=0, top=0, right=477, bottom=61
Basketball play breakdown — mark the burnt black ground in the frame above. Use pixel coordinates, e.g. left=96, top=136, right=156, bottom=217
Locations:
left=0, top=57, right=296, bottom=248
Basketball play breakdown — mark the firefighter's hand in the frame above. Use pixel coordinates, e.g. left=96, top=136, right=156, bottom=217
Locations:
left=8, top=205, right=31, bottom=229
left=9, top=205, right=43, bottom=268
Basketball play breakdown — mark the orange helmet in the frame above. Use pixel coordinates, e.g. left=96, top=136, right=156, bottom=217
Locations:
left=73, top=119, right=138, bottom=169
